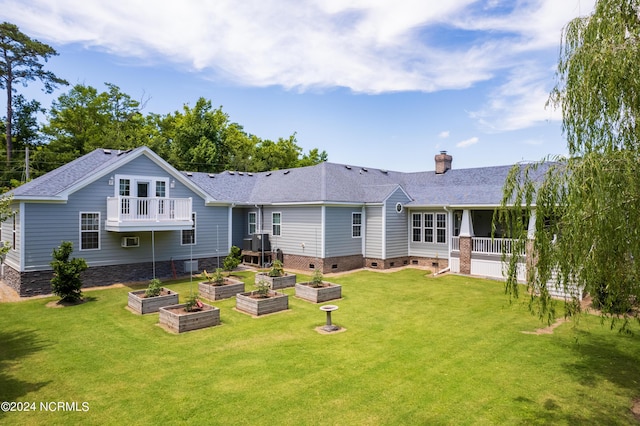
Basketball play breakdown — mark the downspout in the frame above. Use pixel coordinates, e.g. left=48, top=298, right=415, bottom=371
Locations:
left=443, top=206, right=451, bottom=273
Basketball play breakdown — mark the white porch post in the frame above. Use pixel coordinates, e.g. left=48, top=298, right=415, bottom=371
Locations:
left=459, top=209, right=474, bottom=237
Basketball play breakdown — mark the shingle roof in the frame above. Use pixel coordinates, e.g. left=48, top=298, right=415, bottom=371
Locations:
left=7, top=148, right=140, bottom=199
left=6, top=146, right=547, bottom=207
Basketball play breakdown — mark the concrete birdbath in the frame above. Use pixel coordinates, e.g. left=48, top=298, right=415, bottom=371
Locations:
left=320, top=304, right=339, bottom=332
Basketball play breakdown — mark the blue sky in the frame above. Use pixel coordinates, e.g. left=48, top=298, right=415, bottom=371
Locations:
left=1, top=0, right=594, bottom=172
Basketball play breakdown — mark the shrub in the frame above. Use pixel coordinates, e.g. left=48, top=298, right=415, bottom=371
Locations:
left=311, top=269, right=324, bottom=288
left=184, top=293, right=202, bottom=312
left=223, top=246, right=242, bottom=272
left=255, top=278, right=271, bottom=297
left=202, top=269, right=225, bottom=285
left=50, top=241, right=88, bottom=303
left=268, top=259, right=284, bottom=277
left=145, top=278, right=163, bottom=297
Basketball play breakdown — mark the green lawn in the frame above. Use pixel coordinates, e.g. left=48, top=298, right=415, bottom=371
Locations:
left=1, top=269, right=639, bottom=425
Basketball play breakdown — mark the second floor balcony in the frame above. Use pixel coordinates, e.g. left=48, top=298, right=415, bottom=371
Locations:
left=105, top=196, right=193, bottom=232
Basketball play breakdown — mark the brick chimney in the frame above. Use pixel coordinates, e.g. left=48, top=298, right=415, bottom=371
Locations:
left=435, top=151, right=452, bottom=174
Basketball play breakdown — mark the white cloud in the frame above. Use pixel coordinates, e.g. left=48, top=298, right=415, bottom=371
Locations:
left=469, top=63, right=563, bottom=132
left=438, top=131, right=450, bottom=138
left=456, top=137, right=478, bottom=148
left=0, top=0, right=592, bottom=130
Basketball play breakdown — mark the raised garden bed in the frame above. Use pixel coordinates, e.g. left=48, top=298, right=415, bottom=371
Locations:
left=159, top=302, right=220, bottom=333
left=198, top=277, right=245, bottom=301
left=127, top=288, right=179, bottom=314
left=236, top=290, right=289, bottom=316
left=295, top=281, right=342, bottom=303
left=254, top=272, right=297, bottom=289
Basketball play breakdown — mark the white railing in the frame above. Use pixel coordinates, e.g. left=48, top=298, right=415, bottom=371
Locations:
left=472, top=237, right=522, bottom=255
left=107, top=197, right=192, bottom=222
left=451, top=236, right=522, bottom=255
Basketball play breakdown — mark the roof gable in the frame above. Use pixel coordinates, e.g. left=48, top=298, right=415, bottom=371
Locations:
left=7, top=147, right=215, bottom=203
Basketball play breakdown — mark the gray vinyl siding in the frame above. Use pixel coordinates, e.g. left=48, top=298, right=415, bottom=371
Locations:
left=408, top=208, right=450, bottom=259
left=324, top=206, right=363, bottom=257
left=384, top=189, right=411, bottom=259
left=365, top=206, right=383, bottom=258
left=231, top=208, right=247, bottom=248
left=262, top=206, right=322, bottom=257
left=20, top=155, right=227, bottom=271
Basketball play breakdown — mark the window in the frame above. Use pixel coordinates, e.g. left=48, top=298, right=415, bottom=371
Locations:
left=412, top=213, right=422, bottom=242
left=155, top=181, right=166, bottom=197
left=424, top=213, right=434, bottom=243
left=272, top=212, right=281, bottom=236
left=119, top=179, right=130, bottom=196
left=12, top=213, right=16, bottom=250
left=119, top=179, right=131, bottom=215
left=182, top=213, right=196, bottom=245
left=248, top=212, right=257, bottom=235
left=436, top=213, right=447, bottom=243
left=413, top=212, right=447, bottom=244
left=352, top=212, right=362, bottom=238
left=80, top=212, right=100, bottom=250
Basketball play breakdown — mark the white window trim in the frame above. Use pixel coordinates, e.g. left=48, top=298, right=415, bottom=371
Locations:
left=352, top=212, right=362, bottom=238
left=412, top=213, right=422, bottom=242
left=248, top=212, right=257, bottom=235
left=412, top=211, right=447, bottom=245
left=79, top=212, right=101, bottom=251
left=115, top=174, right=170, bottom=198
left=272, top=212, right=282, bottom=236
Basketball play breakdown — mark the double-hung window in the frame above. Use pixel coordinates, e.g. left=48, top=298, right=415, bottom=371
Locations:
left=248, top=212, right=257, bottom=235
left=352, top=212, right=362, bottom=238
left=80, top=212, right=100, bottom=250
left=272, top=212, right=281, bottom=236
left=412, top=213, right=422, bottom=242
left=413, top=212, right=447, bottom=244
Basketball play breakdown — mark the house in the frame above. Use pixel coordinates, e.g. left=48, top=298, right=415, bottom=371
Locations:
left=1, top=147, right=537, bottom=297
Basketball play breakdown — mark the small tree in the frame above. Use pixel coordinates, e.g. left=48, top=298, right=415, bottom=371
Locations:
left=268, top=259, right=284, bottom=277
left=223, top=245, right=241, bottom=273
left=50, top=241, right=87, bottom=303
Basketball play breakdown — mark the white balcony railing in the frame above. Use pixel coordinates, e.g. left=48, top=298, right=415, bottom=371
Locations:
left=107, top=197, right=192, bottom=223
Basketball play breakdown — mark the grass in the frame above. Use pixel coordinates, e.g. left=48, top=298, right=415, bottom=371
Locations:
left=1, top=268, right=639, bottom=425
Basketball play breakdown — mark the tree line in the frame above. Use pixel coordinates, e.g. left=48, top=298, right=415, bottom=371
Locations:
left=0, top=22, right=327, bottom=190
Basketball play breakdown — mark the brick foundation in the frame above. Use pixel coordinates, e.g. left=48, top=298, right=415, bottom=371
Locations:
left=2, top=257, right=222, bottom=297
left=282, top=253, right=364, bottom=274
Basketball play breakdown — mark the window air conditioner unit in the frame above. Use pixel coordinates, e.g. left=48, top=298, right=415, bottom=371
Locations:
left=121, top=236, right=140, bottom=248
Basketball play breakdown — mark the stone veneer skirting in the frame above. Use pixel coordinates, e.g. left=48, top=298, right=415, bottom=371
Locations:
left=2, top=256, right=222, bottom=297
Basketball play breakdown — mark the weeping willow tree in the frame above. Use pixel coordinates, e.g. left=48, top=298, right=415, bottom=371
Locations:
left=497, top=0, right=640, bottom=329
